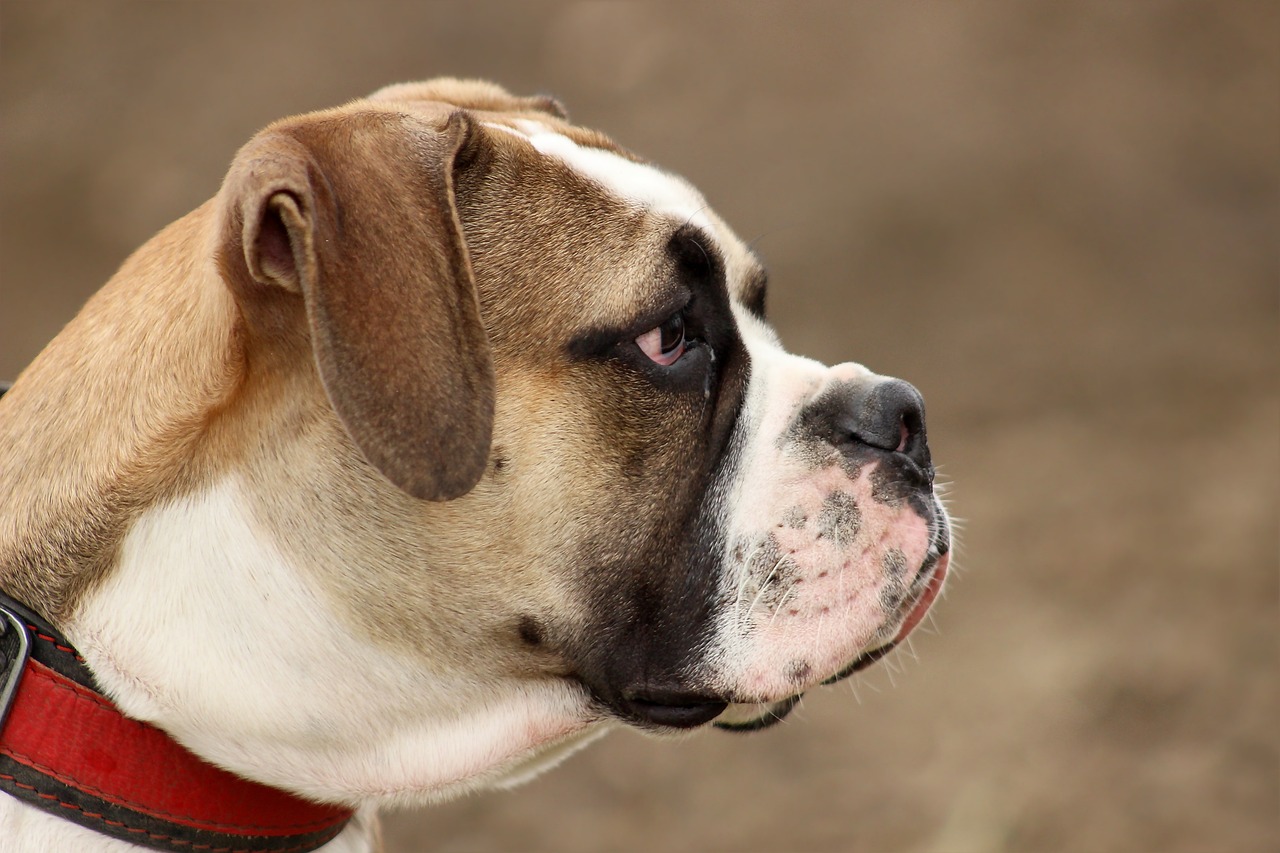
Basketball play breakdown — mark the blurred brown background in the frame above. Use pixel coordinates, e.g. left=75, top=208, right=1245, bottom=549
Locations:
left=1, top=2, right=1275, bottom=851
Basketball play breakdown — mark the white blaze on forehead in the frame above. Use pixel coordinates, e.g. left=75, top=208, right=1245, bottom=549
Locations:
left=489, top=119, right=714, bottom=231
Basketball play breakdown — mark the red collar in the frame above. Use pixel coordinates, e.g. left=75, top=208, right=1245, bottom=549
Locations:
left=0, top=594, right=354, bottom=852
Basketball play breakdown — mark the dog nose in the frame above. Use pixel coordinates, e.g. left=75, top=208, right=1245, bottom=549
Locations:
left=811, top=377, right=933, bottom=475
left=856, top=379, right=929, bottom=462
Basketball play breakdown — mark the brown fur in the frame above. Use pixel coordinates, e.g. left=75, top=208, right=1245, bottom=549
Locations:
left=221, top=106, right=495, bottom=501
left=0, top=79, right=758, bottom=683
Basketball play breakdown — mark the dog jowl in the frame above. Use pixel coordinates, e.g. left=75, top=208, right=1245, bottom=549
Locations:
left=0, top=79, right=950, bottom=849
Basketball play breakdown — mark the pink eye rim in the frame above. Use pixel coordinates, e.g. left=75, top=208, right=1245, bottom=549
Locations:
left=636, top=312, right=687, bottom=366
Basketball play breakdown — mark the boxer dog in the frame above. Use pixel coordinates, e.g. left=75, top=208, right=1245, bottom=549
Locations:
left=0, top=79, right=950, bottom=852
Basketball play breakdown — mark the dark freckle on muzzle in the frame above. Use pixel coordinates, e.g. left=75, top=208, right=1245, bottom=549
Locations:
left=781, top=505, right=808, bottom=529
left=742, top=533, right=801, bottom=602
left=882, top=548, right=907, bottom=579
left=877, top=550, right=909, bottom=611
left=816, top=491, right=861, bottom=547
left=786, top=660, right=813, bottom=685
left=752, top=533, right=782, bottom=574
left=879, top=579, right=907, bottom=612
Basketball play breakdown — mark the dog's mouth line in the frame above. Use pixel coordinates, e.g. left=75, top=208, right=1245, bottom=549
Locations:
left=892, top=548, right=949, bottom=642
left=583, top=548, right=950, bottom=732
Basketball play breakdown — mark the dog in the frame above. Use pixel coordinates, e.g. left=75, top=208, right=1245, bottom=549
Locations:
left=0, top=79, right=951, bottom=852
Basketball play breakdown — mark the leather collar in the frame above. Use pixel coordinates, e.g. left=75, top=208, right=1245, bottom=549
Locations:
left=0, top=591, right=354, bottom=852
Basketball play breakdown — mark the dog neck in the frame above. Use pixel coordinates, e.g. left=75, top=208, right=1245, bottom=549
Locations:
left=0, top=203, right=246, bottom=624
left=0, top=591, right=355, bottom=852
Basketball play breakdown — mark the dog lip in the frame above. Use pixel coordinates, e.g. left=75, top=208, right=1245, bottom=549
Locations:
left=616, top=689, right=730, bottom=729
left=892, top=549, right=949, bottom=644
left=713, top=694, right=803, bottom=733
left=820, top=642, right=898, bottom=686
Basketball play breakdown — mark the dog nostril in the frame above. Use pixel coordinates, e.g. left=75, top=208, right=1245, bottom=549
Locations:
left=894, top=419, right=910, bottom=453
left=897, top=399, right=927, bottom=455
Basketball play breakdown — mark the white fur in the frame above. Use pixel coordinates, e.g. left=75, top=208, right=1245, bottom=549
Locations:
left=521, top=121, right=713, bottom=229
left=66, top=478, right=608, bottom=810
left=486, top=120, right=754, bottom=268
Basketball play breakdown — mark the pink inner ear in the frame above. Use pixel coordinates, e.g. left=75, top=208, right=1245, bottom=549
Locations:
left=254, top=198, right=297, bottom=285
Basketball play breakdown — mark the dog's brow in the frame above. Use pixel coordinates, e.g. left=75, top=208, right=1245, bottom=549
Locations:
left=566, top=284, right=690, bottom=359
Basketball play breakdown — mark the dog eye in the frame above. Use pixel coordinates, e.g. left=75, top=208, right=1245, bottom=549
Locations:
left=635, top=312, right=687, bottom=366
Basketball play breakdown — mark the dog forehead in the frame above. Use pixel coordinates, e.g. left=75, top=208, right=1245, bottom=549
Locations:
left=494, top=120, right=712, bottom=227
left=483, top=119, right=758, bottom=270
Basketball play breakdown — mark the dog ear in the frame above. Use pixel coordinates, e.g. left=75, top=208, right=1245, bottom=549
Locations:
left=221, top=109, right=494, bottom=502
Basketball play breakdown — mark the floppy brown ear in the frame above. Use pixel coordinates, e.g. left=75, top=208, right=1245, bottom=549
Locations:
left=222, top=109, right=494, bottom=501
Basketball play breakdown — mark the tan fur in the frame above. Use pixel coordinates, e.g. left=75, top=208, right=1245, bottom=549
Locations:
left=0, top=207, right=243, bottom=619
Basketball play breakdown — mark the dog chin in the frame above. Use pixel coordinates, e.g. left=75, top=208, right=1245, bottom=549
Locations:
left=488, top=724, right=615, bottom=791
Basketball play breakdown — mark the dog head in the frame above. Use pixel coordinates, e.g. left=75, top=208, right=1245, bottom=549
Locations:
left=34, top=79, right=949, bottom=805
